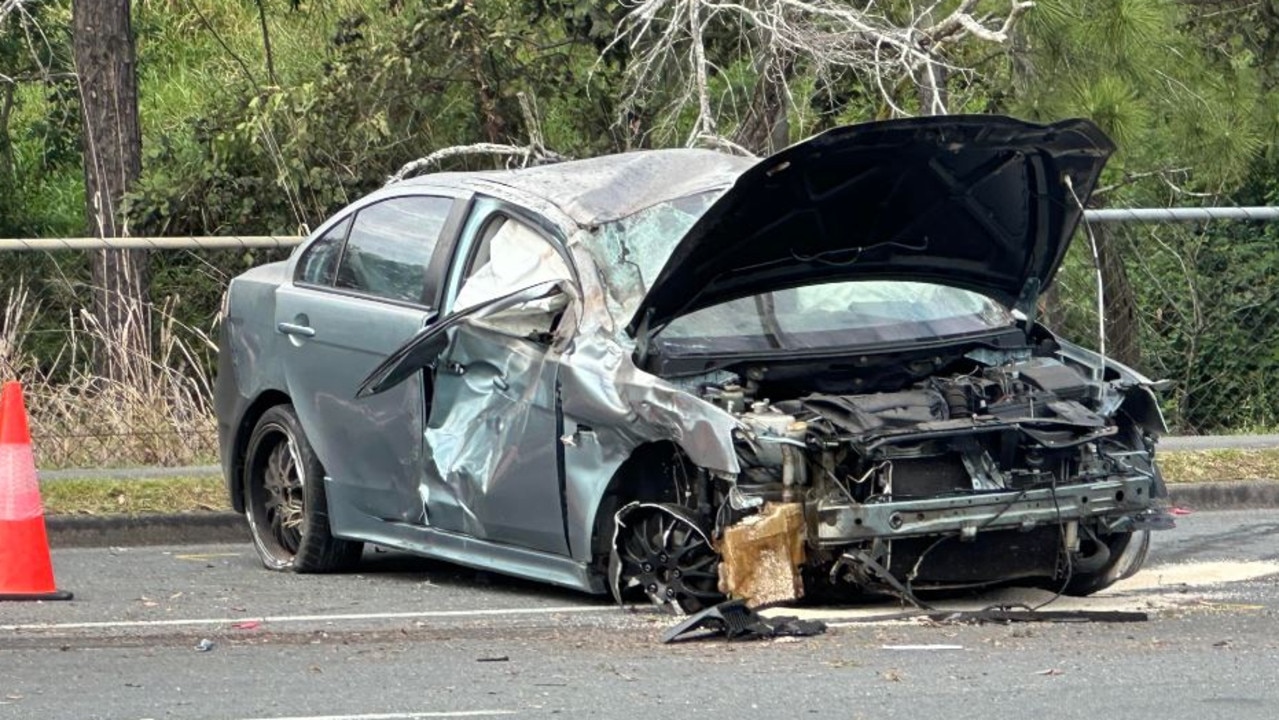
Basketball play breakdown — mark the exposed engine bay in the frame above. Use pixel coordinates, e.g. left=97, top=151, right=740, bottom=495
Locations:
left=723, top=353, right=1153, bottom=506
left=618, top=342, right=1172, bottom=610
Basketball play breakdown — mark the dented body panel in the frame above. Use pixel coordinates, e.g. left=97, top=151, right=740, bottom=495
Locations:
left=218, top=115, right=1170, bottom=607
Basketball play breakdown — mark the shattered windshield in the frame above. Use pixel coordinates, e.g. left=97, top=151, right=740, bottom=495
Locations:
left=584, top=192, right=1014, bottom=351
left=587, top=190, right=723, bottom=323
left=653, top=281, right=1015, bottom=354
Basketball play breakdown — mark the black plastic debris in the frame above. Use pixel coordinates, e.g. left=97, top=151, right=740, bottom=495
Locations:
left=932, top=609, right=1148, bottom=624
left=834, top=608, right=1148, bottom=625
left=768, top=615, right=829, bottom=637
left=661, top=599, right=828, bottom=643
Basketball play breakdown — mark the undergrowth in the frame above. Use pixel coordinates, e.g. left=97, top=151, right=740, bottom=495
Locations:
left=1, top=282, right=218, bottom=470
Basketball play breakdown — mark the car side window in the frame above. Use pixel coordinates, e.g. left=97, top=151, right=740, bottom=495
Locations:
left=452, top=215, right=573, bottom=338
left=334, top=196, right=453, bottom=305
left=296, top=216, right=351, bottom=286
left=454, top=215, right=572, bottom=311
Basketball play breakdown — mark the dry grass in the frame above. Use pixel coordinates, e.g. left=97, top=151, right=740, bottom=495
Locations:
left=1159, top=449, right=1279, bottom=484
left=40, top=476, right=230, bottom=516
left=1, top=282, right=218, bottom=469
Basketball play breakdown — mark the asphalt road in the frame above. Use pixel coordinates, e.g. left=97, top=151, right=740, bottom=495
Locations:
left=4, top=510, right=1279, bottom=720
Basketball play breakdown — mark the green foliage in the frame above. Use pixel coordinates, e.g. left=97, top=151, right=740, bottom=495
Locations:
left=5, top=0, right=1279, bottom=433
left=123, top=0, right=628, bottom=237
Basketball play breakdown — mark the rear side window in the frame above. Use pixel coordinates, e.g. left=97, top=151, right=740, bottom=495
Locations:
left=332, top=196, right=452, bottom=305
left=296, top=217, right=351, bottom=286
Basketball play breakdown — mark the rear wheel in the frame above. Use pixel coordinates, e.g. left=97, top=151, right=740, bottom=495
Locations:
left=1062, top=529, right=1150, bottom=596
left=243, top=404, right=363, bottom=572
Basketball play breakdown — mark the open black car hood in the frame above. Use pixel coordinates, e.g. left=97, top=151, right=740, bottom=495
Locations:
left=626, top=116, right=1114, bottom=337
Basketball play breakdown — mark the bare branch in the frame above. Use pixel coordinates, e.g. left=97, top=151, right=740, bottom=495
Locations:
left=387, top=144, right=530, bottom=184
left=693, top=132, right=758, bottom=157
left=0, top=0, right=27, bottom=25
left=925, top=0, right=1034, bottom=48
left=386, top=92, right=568, bottom=184
left=606, top=0, right=1036, bottom=143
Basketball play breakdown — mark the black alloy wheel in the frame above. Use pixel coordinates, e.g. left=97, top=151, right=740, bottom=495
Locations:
left=613, top=505, right=723, bottom=613
left=243, top=404, right=363, bottom=572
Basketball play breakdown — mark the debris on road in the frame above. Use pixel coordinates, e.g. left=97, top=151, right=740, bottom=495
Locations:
left=829, top=608, right=1149, bottom=625
left=194, top=638, right=215, bottom=652
left=718, top=503, right=806, bottom=607
left=476, top=655, right=510, bottom=663
left=929, top=609, right=1149, bottom=624
left=661, top=599, right=827, bottom=643
left=882, top=644, right=964, bottom=651
left=231, top=620, right=261, bottom=630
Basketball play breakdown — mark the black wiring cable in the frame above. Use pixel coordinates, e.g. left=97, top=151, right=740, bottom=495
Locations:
left=899, top=486, right=1033, bottom=608
left=904, top=533, right=955, bottom=607
left=976, top=472, right=1074, bottom=614
left=1032, top=471, right=1074, bottom=611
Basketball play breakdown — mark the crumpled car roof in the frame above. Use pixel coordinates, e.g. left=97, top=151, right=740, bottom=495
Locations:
left=401, top=148, right=756, bottom=227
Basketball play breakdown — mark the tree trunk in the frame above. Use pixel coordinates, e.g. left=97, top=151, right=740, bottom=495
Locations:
left=72, top=0, right=149, bottom=382
left=0, top=83, right=15, bottom=182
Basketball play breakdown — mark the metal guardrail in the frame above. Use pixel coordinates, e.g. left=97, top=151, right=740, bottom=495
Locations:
left=0, top=236, right=304, bottom=251
left=1, top=208, right=1277, bottom=251
left=1083, top=207, right=1279, bottom=223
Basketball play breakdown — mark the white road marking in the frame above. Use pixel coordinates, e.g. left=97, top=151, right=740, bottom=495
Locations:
left=765, top=560, right=1279, bottom=625
left=237, top=712, right=516, bottom=720
left=1104, top=560, right=1279, bottom=592
left=173, top=552, right=242, bottom=561
left=882, top=644, right=964, bottom=651
left=0, top=605, right=606, bottom=632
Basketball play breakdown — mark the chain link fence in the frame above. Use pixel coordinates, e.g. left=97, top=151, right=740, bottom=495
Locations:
left=2, top=211, right=1277, bottom=469
left=1049, top=212, right=1279, bottom=434
left=1, top=245, right=292, bottom=470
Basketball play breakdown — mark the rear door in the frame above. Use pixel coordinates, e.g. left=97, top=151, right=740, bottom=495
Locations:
left=275, top=192, right=467, bottom=524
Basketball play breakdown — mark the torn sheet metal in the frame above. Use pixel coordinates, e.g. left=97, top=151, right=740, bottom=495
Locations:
left=419, top=326, right=568, bottom=554
left=718, top=502, right=806, bottom=607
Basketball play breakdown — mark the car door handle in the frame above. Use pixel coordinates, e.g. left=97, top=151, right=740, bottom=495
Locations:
left=277, top=322, right=316, bottom=338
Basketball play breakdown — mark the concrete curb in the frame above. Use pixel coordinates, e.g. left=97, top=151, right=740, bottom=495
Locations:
left=1166, top=480, right=1279, bottom=511
left=46, top=512, right=247, bottom=548
left=40, top=480, right=1279, bottom=548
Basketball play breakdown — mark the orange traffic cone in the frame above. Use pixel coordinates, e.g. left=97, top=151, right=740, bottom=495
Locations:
left=0, top=381, right=72, bottom=601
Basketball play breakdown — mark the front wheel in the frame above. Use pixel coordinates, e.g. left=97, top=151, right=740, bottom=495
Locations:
left=243, top=404, right=363, bottom=572
left=609, top=503, right=723, bottom=613
left=1062, top=529, right=1150, bottom=596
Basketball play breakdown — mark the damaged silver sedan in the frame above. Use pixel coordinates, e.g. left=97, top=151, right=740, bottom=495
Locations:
left=216, top=115, right=1172, bottom=612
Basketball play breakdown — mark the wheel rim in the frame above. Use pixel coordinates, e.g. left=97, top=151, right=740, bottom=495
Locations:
left=249, top=424, right=305, bottom=562
left=617, top=509, right=721, bottom=611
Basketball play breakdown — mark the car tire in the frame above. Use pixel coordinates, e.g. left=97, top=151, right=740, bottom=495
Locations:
left=1061, top=529, right=1151, bottom=596
left=243, top=404, right=363, bottom=573
left=609, top=503, right=723, bottom=614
